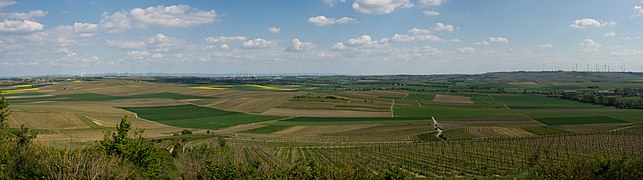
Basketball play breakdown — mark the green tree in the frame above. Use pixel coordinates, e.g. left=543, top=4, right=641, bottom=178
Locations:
left=0, top=94, right=10, bottom=129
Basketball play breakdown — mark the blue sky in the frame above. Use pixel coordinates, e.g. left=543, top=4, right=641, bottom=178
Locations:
left=1, top=0, right=642, bottom=76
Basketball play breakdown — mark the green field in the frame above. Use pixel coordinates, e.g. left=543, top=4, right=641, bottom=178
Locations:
left=471, top=96, right=500, bottom=104
left=241, top=125, right=292, bottom=134
left=403, top=94, right=435, bottom=101
left=533, top=116, right=627, bottom=125
left=395, top=106, right=518, bottom=117
left=120, top=105, right=282, bottom=130
left=441, top=128, right=475, bottom=140
left=522, top=110, right=643, bottom=123
left=493, top=95, right=606, bottom=109
left=276, top=117, right=432, bottom=125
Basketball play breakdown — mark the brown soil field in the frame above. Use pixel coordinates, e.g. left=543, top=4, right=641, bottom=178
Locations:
left=8, top=111, right=90, bottom=129
left=433, top=94, right=474, bottom=104
left=471, top=126, right=535, bottom=138
left=325, top=123, right=435, bottom=142
left=261, top=108, right=390, bottom=117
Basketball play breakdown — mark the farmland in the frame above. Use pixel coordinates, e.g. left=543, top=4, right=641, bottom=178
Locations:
left=0, top=71, right=641, bottom=178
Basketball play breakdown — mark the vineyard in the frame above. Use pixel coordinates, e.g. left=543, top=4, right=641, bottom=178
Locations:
left=178, top=132, right=643, bottom=178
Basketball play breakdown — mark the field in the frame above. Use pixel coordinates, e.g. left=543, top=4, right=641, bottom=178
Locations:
left=119, top=105, right=283, bottom=130
left=1, top=72, right=642, bottom=178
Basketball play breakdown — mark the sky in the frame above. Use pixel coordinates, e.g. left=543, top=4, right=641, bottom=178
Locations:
left=1, top=0, right=643, bottom=76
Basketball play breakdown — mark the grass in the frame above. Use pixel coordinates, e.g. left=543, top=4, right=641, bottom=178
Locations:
left=241, top=125, right=292, bottom=134
left=533, top=116, right=627, bottom=125
left=276, top=117, right=432, bottom=125
left=471, top=96, right=500, bottom=104
left=119, top=105, right=283, bottom=130
left=395, top=106, right=518, bottom=117
left=403, top=94, right=435, bottom=101
left=493, top=95, right=605, bottom=109
left=521, top=126, right=569, bottom=135
left=522, top=110, right=643, bottom=123
left=415, top=131, right=441, bottom=141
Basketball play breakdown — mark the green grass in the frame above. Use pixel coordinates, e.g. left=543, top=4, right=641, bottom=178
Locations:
left=395, top=106, right=518, bottom=117
left=119, top=105, right=282, bottom=130
left=415, top=131, right=441, bottom=141
left=522, top=110, right=643, bottom=123
left=403, top=94, right=435, bottom=101
left=241, top=125, right=292, bottom=134
left=471, top=96, right=500, bottom=104
left=521, top=126, right=569, bottom=135
left=493, top=95, right=605, bottom=109
left=276, top=117, right=432, bottom=125
left=533, top=116, right=627, bottom=125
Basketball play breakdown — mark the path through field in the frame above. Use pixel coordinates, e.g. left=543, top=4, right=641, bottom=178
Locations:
left=390, top=99, right=395, bottom=117
left=432, top=116, right=444, bottom=140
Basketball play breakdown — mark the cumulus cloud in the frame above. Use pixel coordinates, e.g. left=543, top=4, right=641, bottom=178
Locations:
left=0, top=10, right=47, bottom=20
left=610, top=49, right=643, bottom=57
left=286, top=38, right=315, bottom=52
left=51, top=22, right=99, bottom=37
left=0, top=0, right=16, bottom=8
left=580, top=39, right=601, bottom=52
left=570, top=18, right=614, bottom=28
left=634, top=5, right=643, bottom=17
left=414, top=46, right=440, bottom=55
left=204, top=36, right=247, bottom=43
left=0, top=20, right=44, bottom=33
left=107, top=33, right=189, bottom=53
left=308, top=16, right=358, bottom=26
left=457, top=47, right=475, bottom=54
left=268, top=27, right=280, bottom=33
left=332, top=42, right=347, bottom=51
left=423, top=10, right=440, bottom=16
left=408, top=28, right=431, bottom=34
left=434, top=22, right=456, bottom=31
left=604, top=31, right=616, bottom=37
left=391, top=33, right=440, bottom=42
left=242, top=38, right=276, bottom=49
left=99, top=4, right=217, bottom=32
left=419, top=0, right=443, bottom=7
left=352, top=0, right=413, bottom=14
left=489, top=36, right=509, bottom=43
left=538, top=44, right=554, bottom=48
left=321, top=0, right=346, bottom=6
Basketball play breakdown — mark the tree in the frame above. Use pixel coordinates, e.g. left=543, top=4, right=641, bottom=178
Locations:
left=0, top=94, right=10, bottom=129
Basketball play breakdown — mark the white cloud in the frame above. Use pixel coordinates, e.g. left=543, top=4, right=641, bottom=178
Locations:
left=475, top=41, right=490, bottom=46
left=204, top=36, right=247, bottom=43
left=489, top=36, right=508, bottom=43
left=0, top=20, right=44, bottom=33
left=352, top=0, right=413, bottom=14
left=242, top=38, right=276, bottom=49
left=609, top=49, right=643, bottom=57
left=538, top=44, right=554, bottom=48
left=268, top=27, right=280, bottom=33
left=287, top=38, right=315, bottom=52
left=99, top=4, right=217, bottom=32
left=414, top=46, right=440, bottom=55
left=308, top=16, right=358, bottom=26
left=0, top=0, right=16, bottom=8
left=422, top=10, right=440, bottom=16
left=0, top=10, right=47, bottom=20
left=52, top=22, right=99, bottom=37
left=419, top=0, right=443, bottom=7
left=391, top=33, right=441, bottom=42
left=634, top=5, right=643, bottom=17
left=457, top=47, right=475, bottom=54
left=570, top=18, right=614, bottom=28
left=322, top=0, right=347, bottom=7
left=434, top=22, right=456, bottom=31
left=579, top=39, right=601, bottom=52
left=107, top=33, right=189, bottom=53
left=408, top=28, right=431, bottom=34
left=604, top=31, right=616, bottom=37
left=332, top=42, right=347, bottom=51
left=220, top=44, right=230, bottom=49
left=347, top=35, right=374, bottom=46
